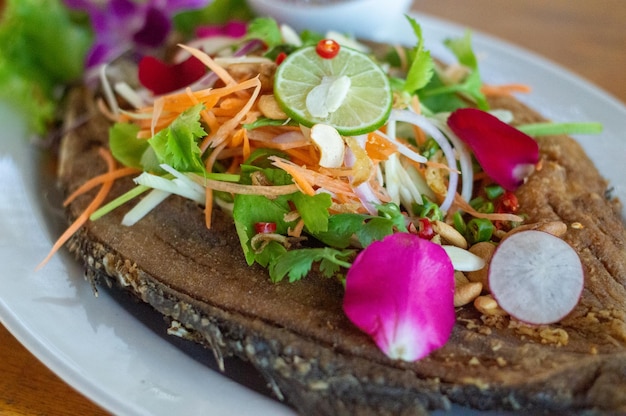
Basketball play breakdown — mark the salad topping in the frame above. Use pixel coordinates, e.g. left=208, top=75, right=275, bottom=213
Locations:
left=4, top=0, right=604, bottom=362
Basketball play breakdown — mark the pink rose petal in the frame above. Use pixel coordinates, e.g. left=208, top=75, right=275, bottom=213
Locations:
left=196, top=21, right=248, bottom=38
left=343, top=233, right=455, bottom=361
left=447, top=108, right=539, bottom=191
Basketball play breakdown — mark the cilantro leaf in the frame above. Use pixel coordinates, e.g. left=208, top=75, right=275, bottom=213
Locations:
left=377, top=202, right=408, bottom=232
left=357, top=217, right=397, bottom=247
left=315, top=213, right=366, bottom=248
left=269, top=247, right=355, bottom=283
left=420, top=30, right=489, bottom=111
left=292, top=192, right=332, bottom=234
left=313, top=203, right=406, bottom=249
left=148, top=103, right=207, bottom=173
left=254, top=240, right=288, bottom=268
left=404, top=16, right=435, bottom=93
left=443, top=30, right=488, bottom=109
left=445, top=30, right=478, bottom=69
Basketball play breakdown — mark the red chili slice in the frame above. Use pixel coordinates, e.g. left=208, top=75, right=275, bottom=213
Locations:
left=315, top=39, right=340, bottom=59
left=497, top=191, right=519, bottom=214
left=254, top=222, right=277, bottom=234
left=275, top=51, right=287, bottom=66
left=416, top=217, right=435, bottom=240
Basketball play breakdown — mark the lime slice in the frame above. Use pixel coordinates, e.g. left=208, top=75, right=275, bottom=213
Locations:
left=273, top=45, right=392, bottom=136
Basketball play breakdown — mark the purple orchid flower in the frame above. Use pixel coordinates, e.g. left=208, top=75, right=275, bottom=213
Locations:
left=64, top=0, right=212, bottom=68
left=343, top=233, right=456, bottom=362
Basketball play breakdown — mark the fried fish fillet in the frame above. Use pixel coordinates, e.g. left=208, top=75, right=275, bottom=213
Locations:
left=56, top=88, right=626, bottom=415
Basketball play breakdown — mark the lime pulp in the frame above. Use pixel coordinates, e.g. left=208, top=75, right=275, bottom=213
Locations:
left=273, top=45, right=392, bottom=136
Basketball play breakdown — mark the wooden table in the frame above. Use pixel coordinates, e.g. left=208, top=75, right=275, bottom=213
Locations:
left=1, top=1, right=624, bottom=415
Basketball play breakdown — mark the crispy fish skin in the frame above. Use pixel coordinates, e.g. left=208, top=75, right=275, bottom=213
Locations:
left=57, top=88, right=626, bottom=415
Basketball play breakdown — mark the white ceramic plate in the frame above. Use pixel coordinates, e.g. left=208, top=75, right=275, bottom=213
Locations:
left=1, top=12, right=625, bottom=416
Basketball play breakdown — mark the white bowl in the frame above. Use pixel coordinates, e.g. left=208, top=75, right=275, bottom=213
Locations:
left=247, top=0, right=413, bottom=40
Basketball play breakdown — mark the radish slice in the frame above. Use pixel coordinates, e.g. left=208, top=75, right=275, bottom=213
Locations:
left=488, top=230, right=584, bottom=325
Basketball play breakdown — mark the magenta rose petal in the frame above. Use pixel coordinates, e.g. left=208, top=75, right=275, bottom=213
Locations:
left=343, top=233, right=455, bottom=362
left=196, top=21, right=248, bottom=38
left=447, top=108, right=539, bottom=191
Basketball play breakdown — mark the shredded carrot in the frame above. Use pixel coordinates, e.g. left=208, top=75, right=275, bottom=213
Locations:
left=269, top=158, right=316, bottom=196
left=481, top=83, right=532, bottom=97
left=282, top=146, right=319, bottom=167
left=241, top=128, right=251, bottom=161
left=203, top=141, right=228, bottom=228
left=205, top=188, right=214, bottom=229
left=151, top=97, right=165, bottom=137
left=200, top=77, right=262, bottom=151
left=226, top=156, right=242, bottom=173
left=63, top=166, right=140, bottom=206
left=410, top=95, right=421, bottom=115
left=270, top=156, right=356, bottom=198
left=229, top=128, right=244, bottom=148
left=424, top=159, right=459, bottom=173
left=288, top=218, right=306, bottom=238
left=37, top=148, right=117, bottom=270
left=178, top=44, right=237, bottom=86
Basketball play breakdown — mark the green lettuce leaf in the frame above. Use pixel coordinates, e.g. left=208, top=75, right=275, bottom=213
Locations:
left=0, top=0, right=91, bottom=133
left=420, top=30, right=489, bottom=111
left=109, top=122, right=147, bottom=169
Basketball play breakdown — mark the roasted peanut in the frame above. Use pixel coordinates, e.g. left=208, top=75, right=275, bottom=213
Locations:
left=258, top=94, right=288, bottom=120
left=474, top=295, right=508, bottom=316
left=454, top=282, right=483, bottom=307
left=466, top=242, right=495, bottom=286
left=454, top=271, right=469, bottom=286
left=433, top=220, right=468, bottom=249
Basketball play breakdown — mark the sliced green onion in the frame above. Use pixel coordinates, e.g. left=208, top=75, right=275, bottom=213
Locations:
left=420, top=137, right=441, bottom=160
left=467, top=218, right=494, bottom=243
left=485, top=184, right=504, bottom=200
left=90, top=184, right=150, bottom=221
left=204, top=172, right=241, bottom=182
left=453, top=211, right=467, bottom=235
left=517, top=122, right=603, bottom=137
left=413, top=197, right=443, bottom=221
left=480, top=201, right=494, bottom=214
left=468, top=196, right=494, bottom=213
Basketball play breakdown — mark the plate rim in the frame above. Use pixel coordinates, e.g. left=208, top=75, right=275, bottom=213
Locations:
left=1, top=11, right=625, bottom=416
